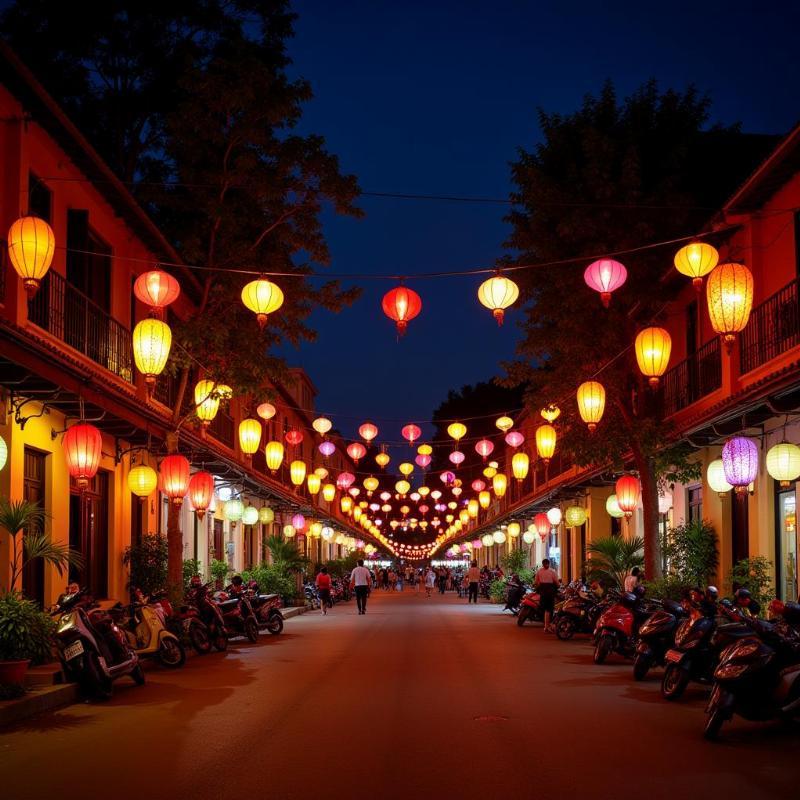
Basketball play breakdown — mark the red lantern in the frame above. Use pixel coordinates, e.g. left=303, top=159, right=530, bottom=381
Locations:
left=160, top=455, right=190, bottom=505
left=188, top=471, right=215, bottom=520
left=471, top=479, right=486, bottom=492
left=63, top=423, right=102, bottom=489
left=337, top=472, right=356, bottom=490
left=401, top=423, right=422, bottom=444
left=474, top=439, right=494, bottom=459
left=359, top=422, right=379, bottom=443
left=415, top=454, right=432, bottom=468
left=534, top=512, right=550, bottom=542
left=615, top=474, right=640, bottom=517
left=285, top=429, right=304, bottom=447
left=382, top=286, right=422, bottom=336
left=347, top=442, right=367, bottom=463
left=133, top=270, right=180, bottom=314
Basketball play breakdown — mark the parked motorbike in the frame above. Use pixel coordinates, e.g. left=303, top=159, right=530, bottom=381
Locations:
left=186, top=580, right=229, bottom=651
left=516, top=589, right=544, bottom=626
left=593, top=590, right=653, bottom=664
left=304, top=583, right=321, bottom=609
left=215, top=589, right=259, bottom=643
left=245, top=583, right=285, bottom=635
left=51, top=587, right=144, bottom=700
left=553, top=589, right=602, bottom=640
left=704, top=602, right=800, bottom=740
left=632, top=599, right=687, bottom=680
left=503, top=577, right=527, bottom=615
left=111, top=591, right=185, bottom=668
left=155, top=592, right=212, bottom=655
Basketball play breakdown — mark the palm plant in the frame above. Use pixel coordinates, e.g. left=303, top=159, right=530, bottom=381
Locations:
left=265, top=535, right=310, bottom=574
left=0, top=498, right=84, bottom=594
left=585, top=535, right=645, bottom=590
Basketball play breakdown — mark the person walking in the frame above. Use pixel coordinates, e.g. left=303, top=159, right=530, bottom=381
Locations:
left=424, top=566, right=436, bottom=597
left=351, top=559, right=372, bottom=615
left=466, top=560, right=480, bottom=604
left=535, top=558, right=560, bottom=632
left=315, top=566, right=332, bottom=615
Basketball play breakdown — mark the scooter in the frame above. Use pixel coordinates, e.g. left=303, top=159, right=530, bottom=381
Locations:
left=704, top=603, right=800, bottom=740
left=186, top=580, right=229, bottom=651
left=632, top=599, right=687, bottom=680
left=156, top=592, right=212, bottom=655
left=503, top=578, right=527, bottom=615
left=246, top=583, right=285, bottom=635
left=516, top=590, right=544, bottom=626
left=111, top=591, right=185, bottom=668
left=553, top=591, right=602, bottom=640
left=593, top=591, right=652, bottom=664
left=51, top=587, right=144, bottom=700
left=215, top=589, right=259, bottom=643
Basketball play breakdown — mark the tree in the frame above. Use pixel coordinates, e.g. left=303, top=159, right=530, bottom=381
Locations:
left=585, top=536, right=645, bottom=591
left=503, top=82, right=774, bottom=578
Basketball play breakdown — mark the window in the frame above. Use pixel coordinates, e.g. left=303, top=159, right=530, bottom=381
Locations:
left=66, top=210, right=111, bottom=312
left=23, top=448, right=47, bottom=606
left=775, top=486, right=797, bottom=601
left=29, top=173, right=52, bottom=222
left=687, top=485, right=702, bottom=523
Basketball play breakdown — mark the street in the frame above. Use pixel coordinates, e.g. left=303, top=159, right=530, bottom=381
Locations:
left=1, top=591, right=798, bottom=799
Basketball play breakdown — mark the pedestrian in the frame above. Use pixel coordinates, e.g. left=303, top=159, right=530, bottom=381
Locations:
left=424, top=566, right=436, bottom=597
left=350, top=559, right=372, bottom=615
left=315, top=566, right=332, bottom=615
left=381, top=567, right=389, bottom=590
left=438, top=566, right=447, bottom=594
left=535, top=558, right=560, bottom=632
left=415, top=568, right=421, bottom=593
left=623, top=566, right=641, bottom=593
left=467, top=560, right=480, bottom=604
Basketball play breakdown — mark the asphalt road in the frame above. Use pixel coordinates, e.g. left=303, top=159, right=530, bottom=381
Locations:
left=1, top=590, right=798, bottom=799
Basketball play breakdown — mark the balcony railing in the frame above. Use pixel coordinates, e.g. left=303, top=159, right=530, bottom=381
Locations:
left=28, top=271, right=133, bottom=382
left=662, top=337, right=722, bottom=417
left=740, top=277, right=800, bottom=375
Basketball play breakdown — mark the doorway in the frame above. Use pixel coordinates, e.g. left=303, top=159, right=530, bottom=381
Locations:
left=69, top=471, right=109, bottom=597
left=775, top=486, right=797, bottom=601
left=731, top=492, right=749, bottom=568
left=22, top=448, right=46, bottom=606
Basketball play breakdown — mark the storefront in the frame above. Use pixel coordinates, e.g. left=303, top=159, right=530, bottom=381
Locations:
left=775, top=483, right=798, bottom=601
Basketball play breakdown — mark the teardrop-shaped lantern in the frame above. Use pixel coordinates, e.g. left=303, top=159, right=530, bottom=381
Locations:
left=359, top=422, right=379, bottom=442
left=495, top=416, right=514, bottom=433
left=257, top=402, right=276, bottom=421
left=347, top=442, right=367, bottom=463
left=475, top=439, right=494, bottom=460
left=133, top=270, right=180, bottom=313
left=447, top=422, right=467, bottom=442
left=312, top=416, right=333, bottom=436
left=401, top=424, right=422, bottom=444
left=63, top=422, right=102, bottom=490
left=8, top=215, right=55, bottom=298
left=285, top=429, right=304, bottom=447
left=674, top=241, right=719, bottom=291
left=188, top=471, right=215, bottom=519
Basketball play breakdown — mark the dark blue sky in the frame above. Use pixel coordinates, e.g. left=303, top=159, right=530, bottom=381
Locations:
left=281, top=0, right=800, bottom=438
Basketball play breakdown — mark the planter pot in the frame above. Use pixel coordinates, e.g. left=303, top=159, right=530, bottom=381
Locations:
left=0, top=659, right=31, bottom=686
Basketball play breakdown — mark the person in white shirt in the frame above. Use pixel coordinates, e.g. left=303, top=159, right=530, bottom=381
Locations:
left=623, top=567, right=641, bottom=594
left=535, top=558, right=560, bottom=632
left=424, top=567, right=436, bottom=597
left=350, top=560, right=372, bottom=615
left=466, top=560, right=480, bottom=604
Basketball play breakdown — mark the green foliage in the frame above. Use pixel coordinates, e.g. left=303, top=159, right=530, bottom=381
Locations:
left=0, top=592, right=55, bottom=665
left=123, top=534, right=168, bottom=597
left=323, top=552, right=360, bottom=578
left=585, top=536, right=645, bottom=590
left=242, top=563, right=295, bottom=599
left=501, top=548, right=529, bottom=575
left=183, top=559, right=203, bottom=591
left=489, top=579, right=508, bottom=603
left=728, top=557, right=774, bottom=610
left=645, top=575, right=689, bottom=602
left=519, top=568, right=536, bottom=586
left=265, top=535, right=310, bottom=574
left=663, top=519, right=719, bottom=586
left=210, top=558, right=230, bottom=585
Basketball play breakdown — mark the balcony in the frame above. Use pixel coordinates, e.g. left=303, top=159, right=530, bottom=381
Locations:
left=27, top=271, right=133, bottom=382
left=740, top=276, right=800, bottom=375
left=662, top=337, right=722, bottom=417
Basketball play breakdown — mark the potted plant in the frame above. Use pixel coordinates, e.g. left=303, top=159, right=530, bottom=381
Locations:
left=0, top=592, right=56, bottom=686
left=210, top=558, right=229, bottom=589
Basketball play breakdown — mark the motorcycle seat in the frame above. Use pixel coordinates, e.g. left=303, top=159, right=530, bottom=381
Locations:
left=217, top=599, right=240, bottom=613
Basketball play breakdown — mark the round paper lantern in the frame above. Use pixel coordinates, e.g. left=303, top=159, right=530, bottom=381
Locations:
left=477, top=274, right=519, bottom=325
left=471, top=479, right=486, bottom=493
left=321, top=526, right=334, bottom=540
left=505, top=430, right=525, bottom=448
left=534, top=512, right=550, bottom=540
left=766, top=442, right=800, bottom=488
left=606, top=494, right=624, bottom=519
left=128, top=464, right=157, bottom=499
left=483, top=465, right=497, bottom=479
left=706, top=262, right=754, bottom=352
left=493, top=530, right=507, bottom=544
left=291, top=513, right=306, bottom=531
left=634, top=327, right=672, bottom=389
left=133, top=318, right=172, bottom=385
left=290, top=460, right=307, bottom=486
left=481, top=533, right=495, bottom=548
left=238, top=418, right=262, bottom=456
left=337, top=472, right=356, bottom=490
left=62, top=423, right=102, bottom=489
left=259, top=506, right=275, bottom=524
left=584, top=258, right=627, bottom=307
left=159, top=454, right=190, bottom=504
left=523, top=530, right=536, bottom=545
left=492, top=473, right=508, bottom=497
left=722, top=436, right=758, bottom=495
left=265, top=441, right=284, bottom=473
left=440, top=470, right=456, bottom=485
left=541, top=404, right=561, bottom=423
left=285, top=429, right=303, bottom=447
left=347, top=442, right=366, bottom=463
left=449, top=450, right=465, bottom=466
left=565, top=505, right=587, bottom=528
left=188, top=470, right=214, bottom=519
left=322, top=483, right=336, bottom=502
left=547, top=507, right=562, bottom=527
left=133, top=270, right=180, bottom=312
left=194, top=380, right=220, bottom=427
left=447, top=422, right=467, bottom=442
left=535, top=424, right=557, bottom=464
left=241, top=277, right=284, bottom=328
left=307, top=473, right=321, bottom=495
left=507, top=521, right=521, bottom=537
left=283, top=524, right=296, bottom=538
left=475, top=439, right=494, bottom=459
left=319, top=440, right=336, bottom=457
left=402, top=424, right=422, bottom=444
left=358, top=422, right=379, bottom=443
left=0, top=434, right=6, bottom=472
left=576, top=381, right=605, bottom=432
left=615, top=475, right=640, bottom=517
left=495, top=416, right=514, bottom=433
left=399, top=462, right=414, bottom=477
left=363, top=476, right=379, bottom=494
left=257, top=402, right=276, bottom=421
left=313, top=416, right=333, bottom=436
left=225, top=498, right=243, bottom=522
left=479, top=490, right=491, bottom=509
left=395, top=480, right=411, bottom=495
left=216, top=385, right=233, bottom=400
left=511, top=452, right=529, bottom=482
left=382, top=286, right=422, bottom=335
left=707, top=458, right=733, bottom=496
left=8, top=215, right=55, bottom=297
left=242, top=505, right=259, bottom=526
left=416, top=454, right=432, bottom=468
left=375, top=451, right=391, bottom=468
left=674, top=241, right=719, bottom=291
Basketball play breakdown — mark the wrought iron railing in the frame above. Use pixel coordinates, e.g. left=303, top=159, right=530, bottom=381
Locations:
left=27, top=271, right=133, bottom=382
left=739, top=277, right=800, bottom=375
left=208, top=409, right=235, bottom=448
left=661, top=337, right=722, bottom=417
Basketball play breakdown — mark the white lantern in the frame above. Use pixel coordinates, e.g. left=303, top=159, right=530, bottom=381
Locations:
left=493, top=530, right=506, bottom=544
left=546, top=507, right=562, bottom=527
left=522, top=530, right=536, bottom=545
left=707, top=458, right=733, bottom=496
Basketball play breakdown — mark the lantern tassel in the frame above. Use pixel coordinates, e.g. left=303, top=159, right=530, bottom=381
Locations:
left=493, top=308, right=504, bottom=326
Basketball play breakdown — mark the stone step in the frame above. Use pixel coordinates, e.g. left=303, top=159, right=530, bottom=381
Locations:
left=0, top=683, right=79, bottom=728
left=25, top=663, right=65, bottom=687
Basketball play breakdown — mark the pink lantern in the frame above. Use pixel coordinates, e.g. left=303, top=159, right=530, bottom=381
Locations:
left=584, top=258, right=627, bottom=307
left=419, top=504, right=429, bottom=514
left=475, top=439, right=494, bottom=459
left=416, top=454, right=432, bottom=468
left=256, top=402, right=276, bottom=420
left=337, top=471, right=356, bottom=490
left=359, top=422, right=379, bottom=443
left=471, top=479, right=486, bottom=492
left=472, top=539, right=483, bottom=550
left=348, top=487, right=361, bottom=498
left=449, top=450, right=465, bottom=466
left=319, top=440, right=336, bottom=457
left=401, top=423, right=422, bottom=444
left=505, top=430, right=525, bottom=448
left=346, top=442, right=367, bottom=463
left=440, top=470, right=456, bottom=485
left=291, top=513, right=305, bottom=531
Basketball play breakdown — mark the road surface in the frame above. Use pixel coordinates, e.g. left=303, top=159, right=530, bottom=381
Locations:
left=1, top=590, right=797, bottom=798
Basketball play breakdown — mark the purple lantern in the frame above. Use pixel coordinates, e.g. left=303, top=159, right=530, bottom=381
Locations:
left=722, top=436, right=758, bottom=494
left=440, top=470, right=456, bottom=485
left=291, top=513, right=306, bottom=531
left=319, top=440, right=336, bottom=457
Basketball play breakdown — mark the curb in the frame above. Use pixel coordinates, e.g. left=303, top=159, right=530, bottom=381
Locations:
left=282, top=606, right=307, bottom=619
left=0, top=683, right=79, bottom=728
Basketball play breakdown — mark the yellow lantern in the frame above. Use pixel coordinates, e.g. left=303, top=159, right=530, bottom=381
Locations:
left=322, top=483, right=336, bottom=502
left=283, top=524, right=296, bottom=538
left=492, top=473, right=508, bottom=498
left=459, top=509, right=470, bottom=525
left=565, top=505, right=587, bottom=527
left=259, top=506, right=275, bottom=524
left=399, top=462, right=414, bottom=477
left=766, top=442, right=800, bottom=488
left=363, top=476, right=379, bottom=495
left=447, top=422, right=467, bottom=442
left=576, top=381, right=605, bottom=432
left=375, top=451, right=391, bottom=468
left=467, top=499, right=479, bottom=519
left=478, top=274, right=519, bottom=325
left=483, top=465, right=497, bottom=479
left=396, top=480, right=411, bottom=495
left=419, top=485, right=430, bottom=497
left=481, top=533, right=494, bottom=548
left=540, top=404, right=560, bottom=423
left=238, top=418, right=262, bottom=456
left=507, top=521, right=520, bottom=537
left=353, top=507, right=363, bottom=522
left=7, top=215, right=55, bottom=297
left=535, top=424, right=557, bottom=465
left=417, top=443, right=433, bottom=456
left=400, top=504, right=411, bottom=515
left=128, top=464, right=157, bottom=498
left=194, top=380, right=220, bottom=427
left=315, top=466, right=328, bottom=479
left=341, top=496, right=353, bottom=514
left=674, top=241, right=719, bottom=291
left=241, top=277, right=284, bottom=328
left=706, top=262, right=754, bottom=352
left=307, top=473, right=321, bottom=495
left=290, top=460, right=306, bottom=486
left=132, top=318, right=171, bottom=385
left=635, top=327, right=672, bottom=388
left=310, top=521, right=322, bottom=537
left=265, top=441, right=284, bottom=473
left=312, top=416, right=332, bottom=436
left=217, top=384, right=233, bottom=400
left=496, top=415, right=514, bottom=433
left=511, top=452, right=529, bottom=482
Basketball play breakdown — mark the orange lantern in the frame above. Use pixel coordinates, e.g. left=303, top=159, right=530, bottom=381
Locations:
left=347, top=442, right=366, bottom=463
left=375, top=450, right=391, bottom=469
left=359, top=422, right=379, bottom=442
left=7, top=215, right=55, bottom=298
left=63, top=422, right=102, bottom=490
left=495, top=415, right=514, bottom=433
left=674, top=241, right=719, bottom=291
left=615, top=474, right=640, bottom=517
left=477, top=273, right=519, bottom=325
left=535, top=424, right=557, bottom=465
left=540, top=404, right=560, bottom=423
left=635, top=327, right=672, bottom=388
left=492, top=473, right=508, bottom=498
left=706, top=262, right=754, bottom=352
left=576, top=381, right=605, bottom=432
left=238, top=418, right=262, bottom=456
left=188, top=471, right=215, bottom=520
left=290, top=460, right=307, bottom=486
left=133, top=270, right=180, bottom=314
left=312, top=416, right=333, bottom=436
left=382, top=286, right=422, bottom=335
left=363, top=476, right=379, bottom=495
left=160, top=455, right=190, bottom=504
left=265, top=441, right=284, bottom=473
left=511, top=452, right=529, bottom=482
left=241, top=277, right=284, bottom=328
left=401, top=424, right=422, bottom=444
left=257, top=402, right=276, bottom=421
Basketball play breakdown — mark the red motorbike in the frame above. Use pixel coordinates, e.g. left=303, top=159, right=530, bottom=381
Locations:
left=214, top=589, right=259, bottom=643
left=156, top=592, right=213, bottom=655
left=593, top=591, right=650, bottom=663
left=516, top=590, right=545, bottom=626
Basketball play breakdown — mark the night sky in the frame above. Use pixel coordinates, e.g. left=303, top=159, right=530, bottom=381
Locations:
left=280, top=0, right=800, bottom=439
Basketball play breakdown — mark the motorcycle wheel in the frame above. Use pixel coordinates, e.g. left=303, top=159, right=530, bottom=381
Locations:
left=189, top=623, right=212, bottom=655
left=245, top=617, right=259, bottom=643
left=266, top=615, right=284, bottom=635
left=131, top=664, right=146, bottom=685
left=555, top=617, right=576, bottom=640
left=662, top=663, right=690, bottom=701
left=633, top=654, right=651, bottom=681
left=704, top=710, right=726, bottom=741
left=593, top=636, right=612, bottom=665
left=213, top=631, right=228, bottom=652
left=81, top=652, right=113, bottom=701
left=157, top=637, right=186, bottom=668
left=517, top=606, right=531, bottom=627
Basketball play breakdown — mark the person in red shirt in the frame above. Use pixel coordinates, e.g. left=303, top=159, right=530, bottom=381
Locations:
left=315, top=566, right=332, bottom=615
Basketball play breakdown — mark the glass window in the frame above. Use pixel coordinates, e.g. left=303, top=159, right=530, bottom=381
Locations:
left=687, top=485, right=703, bottom=523
left=29, top=173, right=52, bottom=222
left=777, top=489, right=797, bottom=601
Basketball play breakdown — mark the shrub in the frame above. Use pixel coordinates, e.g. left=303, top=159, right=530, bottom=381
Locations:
left=489, top=579, right=507, bottom=603
left=727, top=556, right=774, bottom=611
left=123, top=534, right=168, bottom=596
left=501, top=549, right=529, bottom=575
left=242, top=563, right=295, bottom=599
left=183, top=558, right=203, bottom=591
left=0, top=592, right=56, bottom=666
left=585, top=536, right=644, bottom=590
left=646, top=575, right=690, bottom=601
left=664, top=519, right=719, bottom=586
left=210, top=558, right=230, bottom=585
